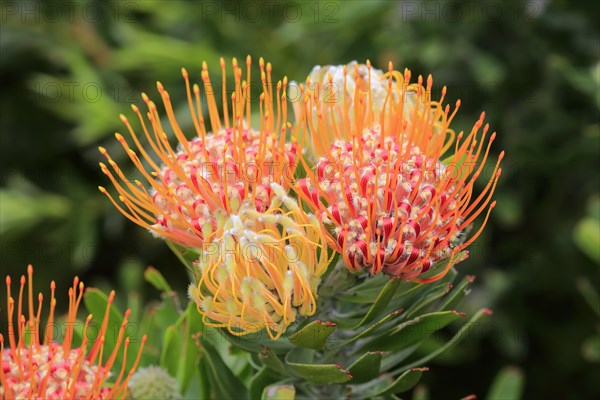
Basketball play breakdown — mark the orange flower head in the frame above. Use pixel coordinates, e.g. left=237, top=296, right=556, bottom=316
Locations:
left=294, top=61, right=503, bottom=282
left=188, top=183, right=332, bottom=340
left=99, top=56, right=299, bottom=249
left=1, top=265, right=146, bottom=399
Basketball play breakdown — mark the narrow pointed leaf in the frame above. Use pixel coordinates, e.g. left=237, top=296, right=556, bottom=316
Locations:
left=249, top=367, right=273, bottom=400
left=160, top=325, right=181, bottom=377
left=354, top=368, right=428, bottom=399
left=380, top=343, right=423, bottom=371
left=348, top=352, right=385, bottom=383
left=288, top=320, right=337, bottom=350
left=406, top=282, right=453, bottom=318
left=355, top=277, right=402, bottom=328
left=441, top=275, right=475, bottom=311
left=166, top=240, right=201, bottom=274
left=380, top=368, right=428, bottom=395
left=203, top=342, right=248, bottom=400
left=362, top=310, right=464, bottom=352
left=285, top=348, right=352, bottom=384
left=178, top=302, right=204, bottom=392
left=258, top=346, right=288, bottom=375
left=144, top=266, right=173, bottom=293
left=338, top=274, right=392, bottom=303
left=400, top=308, right=493, bottom=370
left=334, top=309, right=404, bottom=349
left=195, top=357, right=211, bottom=400
left=221, top=329, right=292, bottom=355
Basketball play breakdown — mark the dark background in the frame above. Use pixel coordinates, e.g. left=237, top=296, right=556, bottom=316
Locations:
left=1, top=1, right=599, bottom=398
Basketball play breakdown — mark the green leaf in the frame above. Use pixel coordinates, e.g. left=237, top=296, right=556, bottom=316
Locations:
left=144, top=266, right=173, bottom=293
left=338, top=274, right=393, bottom=303
left=379, top=368, right=428, bottom=395
left=380, top=343, right=424, bottom=371
left=573, top=217, right=600, bottom=262
left=334, top=309, right=404, bottom=349
left=160, top=325, right=181, bottom=377
left=285, top=348, right=352, bottom=384
left=178, top=301, right=205, bottom=392
left=362, top=310, right=464, bottom=352
left=126, top=292, right=142, bottom=326
left=0, top=187, right=70, bottom=235
left=166, top=240, right=201, bottom=274
left=400, top=308, right=493, bottom=370
left=221, top=329, right=293, bottom=355
left=70, top=318, right=85, bottom=349
left=441, top=151, right=471, bottom=178
left=486, top=366, right=524, bottom=400
left=194, top=357, right=212, bottom=400
left=418, top=252, right=468, bottom=281
left=262, top=384, right=296, bottom=400
left=576, top=277, right=600, bottom=317
left=388, top=282, right=433, bottom=312
left=137, top=299, right=181, bottom=365
left=249, top=367, right=274, bottom=400
left=83, top=288, right=141, bottom=370
left=288, top=320, right=337, bottom=350
left=354, top=368, right=428, bottom=399
left=405, top=281, right=453, bottom=318
left=202, top=342, right=248, bottom=400
left=348, top=352, right=385, bottom=383
left=355, top=278, right=402, bottom=328
left=258, top=346, right=289, bottom=376
left=441, top=275, right=475, bottom=311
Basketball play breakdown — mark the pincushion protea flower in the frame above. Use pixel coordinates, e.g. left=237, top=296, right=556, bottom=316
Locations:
left=99, top=56, right=333, bottom=339
left=294, top=61, right=503, bottom=282
left=0, top=265, right=146, bottom=399
left=99, top=56, right=299, bottom=249
left=188, top=183, right=331, bottom=340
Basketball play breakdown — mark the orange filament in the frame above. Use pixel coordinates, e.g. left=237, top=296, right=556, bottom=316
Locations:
left=99, top=57, right=301, bottom=251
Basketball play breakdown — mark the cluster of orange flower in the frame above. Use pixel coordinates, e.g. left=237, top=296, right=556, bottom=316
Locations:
left=1, top=57, right=502, bottom=398
left=98, top=57, right=502, bottom=340
left=1, top=266, right=145, bottom=399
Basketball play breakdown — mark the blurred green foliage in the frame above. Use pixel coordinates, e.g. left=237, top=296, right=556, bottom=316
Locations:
left=0, top=0, right=598, bottom=398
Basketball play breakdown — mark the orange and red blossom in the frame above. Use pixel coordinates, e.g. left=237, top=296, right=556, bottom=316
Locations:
left=188, top=183, right=332, bottom=340
left=1, top=265, right=146, bottom=400
left=294, top=61, right=503, bottom=282
left=99, top=56, right=299, bottom=249
left=295, top=61, right=412, bottom=157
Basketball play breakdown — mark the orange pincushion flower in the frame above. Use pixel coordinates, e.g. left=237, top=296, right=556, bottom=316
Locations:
left=0, top=265, right=146, bottom=399
left=99, top=56, right=299, bottom=249
left=188, top=183, right=332, bottom=340
left=294, top=61, right=503, bottom=282
left=98, top=56, right=334, bottom=338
